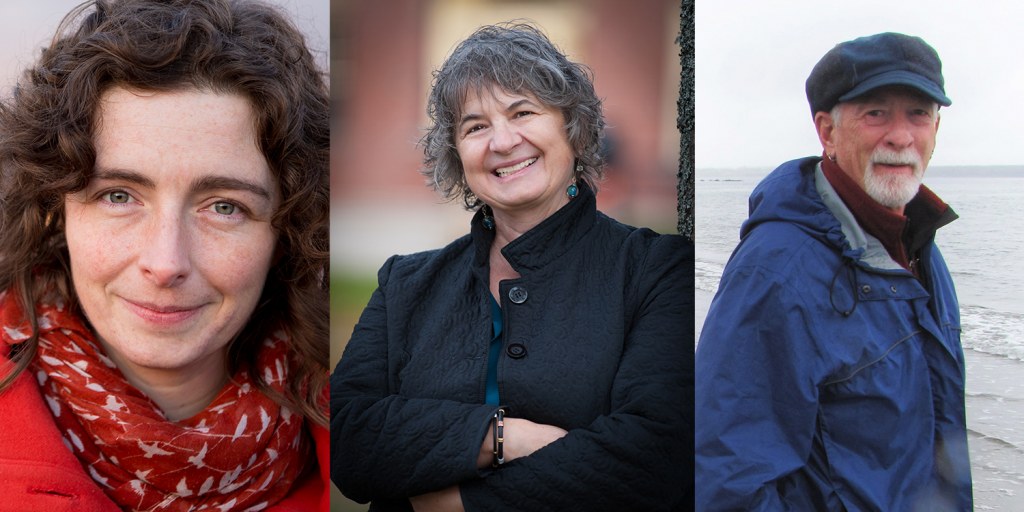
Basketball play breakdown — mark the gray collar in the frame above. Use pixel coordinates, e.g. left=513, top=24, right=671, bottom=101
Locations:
left=814, top=162, right=903, bottom=271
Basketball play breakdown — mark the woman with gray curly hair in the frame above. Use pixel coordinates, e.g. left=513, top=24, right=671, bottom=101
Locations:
left=331, top=22, right=693, bottom=512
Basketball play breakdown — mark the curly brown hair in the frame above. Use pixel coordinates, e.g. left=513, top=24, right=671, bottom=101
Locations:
left=0, top=0, right=329, bottom=425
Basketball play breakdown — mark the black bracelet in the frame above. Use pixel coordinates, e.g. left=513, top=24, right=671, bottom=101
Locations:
left=491, top=408, right=505, bottom=467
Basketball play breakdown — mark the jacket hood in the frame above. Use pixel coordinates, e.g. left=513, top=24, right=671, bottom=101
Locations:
left=740, top=156, right=905, bottom=317
left=741, top=157, right=863, bottom=263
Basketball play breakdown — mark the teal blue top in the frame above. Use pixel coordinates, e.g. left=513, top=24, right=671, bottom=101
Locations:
left=486, top=296, right=502, bottom=405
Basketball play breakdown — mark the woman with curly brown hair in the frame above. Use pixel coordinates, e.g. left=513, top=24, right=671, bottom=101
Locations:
left=331, top=22, right=693, bottom=512
left=0, top=1, right=329, bottom=510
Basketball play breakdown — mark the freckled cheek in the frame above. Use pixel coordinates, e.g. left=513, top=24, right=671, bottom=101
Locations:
left=192, top=228, right=277, bottom=301
left=64, top=210, right=137, bottom=285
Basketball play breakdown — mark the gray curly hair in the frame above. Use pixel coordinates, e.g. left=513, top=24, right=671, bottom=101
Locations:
left=421, top=22, right=605, bottom=209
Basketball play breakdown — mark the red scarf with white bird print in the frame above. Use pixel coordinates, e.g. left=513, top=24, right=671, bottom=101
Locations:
left=1, top=293, right=308, bottom=511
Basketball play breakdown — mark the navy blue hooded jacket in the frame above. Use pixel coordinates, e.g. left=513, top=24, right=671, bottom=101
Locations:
left=696, top=157, right=971, bottom=510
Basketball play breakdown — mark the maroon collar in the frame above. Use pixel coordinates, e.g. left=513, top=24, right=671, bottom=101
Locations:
left=820, top=153, right=952, bottom=274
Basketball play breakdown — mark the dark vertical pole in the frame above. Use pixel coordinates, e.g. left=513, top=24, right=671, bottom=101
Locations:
left=676, top=0, right=695, bottom=240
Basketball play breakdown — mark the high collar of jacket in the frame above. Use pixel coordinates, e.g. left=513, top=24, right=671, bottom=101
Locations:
left=470, top=183, right=598, bottom=275
left=820, top=153, right=956, bottom=271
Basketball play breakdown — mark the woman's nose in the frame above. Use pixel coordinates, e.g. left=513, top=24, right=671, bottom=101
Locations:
left=137, top=213, right=191, bottom=287
left=488, top=121, right=522, bottom=154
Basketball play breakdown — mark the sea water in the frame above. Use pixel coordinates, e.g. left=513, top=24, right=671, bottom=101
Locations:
left=696, top=164, right=1024, bottom=509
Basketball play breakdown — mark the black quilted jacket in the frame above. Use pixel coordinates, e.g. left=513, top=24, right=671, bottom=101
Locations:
left=330, top=188, right=694, bottom=511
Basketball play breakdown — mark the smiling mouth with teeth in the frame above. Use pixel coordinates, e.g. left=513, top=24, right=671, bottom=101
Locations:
left=494, top=157, right=537, bottom=177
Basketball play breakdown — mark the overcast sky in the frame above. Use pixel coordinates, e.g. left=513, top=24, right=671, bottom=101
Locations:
left=696, top=1, right=1024, bottom=168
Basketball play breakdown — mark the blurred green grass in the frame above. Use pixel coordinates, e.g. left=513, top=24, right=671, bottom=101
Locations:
left=330, top=271, right=376, bottom=512
left=330, top=272, right=377, bottom=367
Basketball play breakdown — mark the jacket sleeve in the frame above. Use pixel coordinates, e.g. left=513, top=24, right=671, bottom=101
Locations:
left=694, top=262, right=828, bottom=511
left=330, top=256, right=497, bottom=503
left=458, top=236, right=694, bottom=512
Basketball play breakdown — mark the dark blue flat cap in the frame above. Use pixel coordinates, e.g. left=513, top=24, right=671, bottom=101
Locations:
left=805, top=32, right=951, bottom=115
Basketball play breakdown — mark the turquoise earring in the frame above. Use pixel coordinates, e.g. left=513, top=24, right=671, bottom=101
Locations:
left=567, top=162, right=582, bottom=199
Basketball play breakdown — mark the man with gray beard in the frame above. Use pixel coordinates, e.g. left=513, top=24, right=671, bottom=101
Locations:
left=695, top=33, right=971, bottom=510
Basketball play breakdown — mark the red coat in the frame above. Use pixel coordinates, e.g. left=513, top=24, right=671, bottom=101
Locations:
left=0, top=349, right=330, bottom=512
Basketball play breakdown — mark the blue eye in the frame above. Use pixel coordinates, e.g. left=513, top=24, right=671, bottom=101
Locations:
left=104, top=191, right=132, bottom=204
left=213, top=202, right=237, bottom=215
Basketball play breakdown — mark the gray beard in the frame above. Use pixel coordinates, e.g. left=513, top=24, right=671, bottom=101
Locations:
left=863, top=163, right=923, bottom=209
